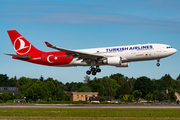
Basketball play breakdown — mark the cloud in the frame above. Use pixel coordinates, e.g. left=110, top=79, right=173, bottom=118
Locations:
left=142, top=0, right=180, bottom=9
left=1, top=3, right=180, bottom=33
left=2, top=12, right=180, bottom=29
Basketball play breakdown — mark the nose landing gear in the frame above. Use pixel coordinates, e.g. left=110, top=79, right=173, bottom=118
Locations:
left=156, top=59, right=160, bottom=67
left=86, top=66, right=101, bottom=75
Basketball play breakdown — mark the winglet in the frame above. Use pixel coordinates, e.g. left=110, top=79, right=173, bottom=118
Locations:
left=45, top=41, right=53, bottom=47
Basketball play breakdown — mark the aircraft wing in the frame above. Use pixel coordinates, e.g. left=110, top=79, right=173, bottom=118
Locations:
left=45, top=42, right=105, bottom=62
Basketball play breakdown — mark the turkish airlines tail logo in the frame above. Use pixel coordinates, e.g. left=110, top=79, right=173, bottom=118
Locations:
left=14, top=36, right=31, bottom=55
left=8, top=30, right=43, bottom=56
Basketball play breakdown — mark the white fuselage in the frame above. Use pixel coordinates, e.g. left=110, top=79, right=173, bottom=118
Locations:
left=69, top=44, right=177, bottom=66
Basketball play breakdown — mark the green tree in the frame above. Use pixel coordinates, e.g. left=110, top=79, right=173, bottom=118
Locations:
left=116, top=82, right=130, bottom=96
left=134, top=76, right=153, bottom=98
left=161, top=74, right=173, bottom=87
left=145, top=93, right=152, bottom=102
left=84, top=75, right=91, bottom=86
left=171, top=79, right=178, bottom=89
left=176, top=74, right=180, bottom=81
left=128, top=95, right=134, bottom=102
left=110, top=73, right=125, bottom=86
left=56, top=91, right=71, bottom=101
left=71, top=84, right=78, bottom=91
left=18, top=77, right=30, bottom=86
left=78, top=86, right=91, bottom=92
left=99, top=97, right=106, bottom=103
left=65, top=82, right=83, bottom=91
left=26, top=80, right=46, bottom=100
left=39, top=75, right=44, bottom=82
left=152, top=90, right=166, bottom=101
left=0, top=74, right=8, bottom=87
left=132, top=90, right=142, bottom=102
left=45, top=80, right=57, bottom=93
left=154, top=80, right=168, bottom=92
left=101, top=77, right=112, bottom=96
left=19, top=78, right=38, bottom=92
left=167, top=90, right=177, bottom=102
left=14, top=93, right=24, bottom=99
left=0, top=74, right=16, bottom=87
left=89, top=77, right=101, bottom=92
left=99, top=77, right=120, bottom=97
left=54, top=80, right=65, bottom=91
left=1, top=92, right=13, bottom=101
left=98, top=85, right=105, bottom=96
left=56, top=91, right=65, bottom=101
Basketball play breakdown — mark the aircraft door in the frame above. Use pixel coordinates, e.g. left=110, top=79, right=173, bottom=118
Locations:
left=131, top=50, right=136, bottom=54
left=156, top=45, right=161, bottom=52
left=42, top=54, right=47, bottom=61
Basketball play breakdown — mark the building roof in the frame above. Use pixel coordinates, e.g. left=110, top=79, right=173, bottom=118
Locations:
left=64, top=91, right=75, bottom=95
left=72, top=92, right=98, bottom=95
left=0, top=87, right=18, bottom=88
left=0, top=87, right=20, bottom=94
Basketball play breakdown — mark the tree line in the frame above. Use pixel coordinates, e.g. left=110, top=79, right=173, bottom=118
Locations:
left=0, top=73, right=180, bottom=102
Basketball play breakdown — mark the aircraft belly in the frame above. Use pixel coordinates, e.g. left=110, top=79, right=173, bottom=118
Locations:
left=68, top=58, right=89, bottom=66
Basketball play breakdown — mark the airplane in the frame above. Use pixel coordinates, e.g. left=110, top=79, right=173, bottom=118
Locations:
left=6, top=30, right=177, bottom=75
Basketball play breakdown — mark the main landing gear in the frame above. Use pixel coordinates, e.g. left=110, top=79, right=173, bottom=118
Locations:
left=86, top=66, right=101, bottom=75
left=156, top=59, right=160, bottom=67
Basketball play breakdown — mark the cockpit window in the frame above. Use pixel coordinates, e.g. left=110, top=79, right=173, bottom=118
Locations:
left=166, top=46, right=172, bottom=49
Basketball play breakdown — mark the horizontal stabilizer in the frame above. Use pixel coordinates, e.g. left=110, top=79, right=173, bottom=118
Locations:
left=5, top=54, right=30, bottom=60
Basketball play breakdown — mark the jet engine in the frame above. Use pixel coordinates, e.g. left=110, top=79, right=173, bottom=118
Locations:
left=98, top=56, right=129, bottom=67
left=115, top=62, right=129, bottom=67
left=102, top=56, right=121, bottom=65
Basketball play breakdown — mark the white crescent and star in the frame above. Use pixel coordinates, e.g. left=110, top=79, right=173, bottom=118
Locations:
left=47, top=55, right=57, bottom=63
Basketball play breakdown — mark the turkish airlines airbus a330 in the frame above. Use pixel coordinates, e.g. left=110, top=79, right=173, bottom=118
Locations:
left=6, top=30, right=177, bottom=75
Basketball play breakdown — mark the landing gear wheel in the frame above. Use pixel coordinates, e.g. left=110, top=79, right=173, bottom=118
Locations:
left=92, top=71, right=97, bottom=75
left=91, top=67, right=96, bottom=72
left=96, top=68, right=101, bottom=72
left=86, top=70, right=91, bottom=75
left=156, top=63, right=160, bottom=67
left=87, top=66, right=101, bottom=75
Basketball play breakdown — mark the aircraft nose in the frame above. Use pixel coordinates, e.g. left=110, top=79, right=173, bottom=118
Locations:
left=174, top=48, right=177, bottom=53
left=172, top=48, right=177, bottom=54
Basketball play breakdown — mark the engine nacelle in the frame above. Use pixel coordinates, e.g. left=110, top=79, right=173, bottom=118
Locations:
left=116, top=62, right=129, bottom=67
left=98, top=57, right=129, bottom=67
left=102, top=57, right=122, bottom=66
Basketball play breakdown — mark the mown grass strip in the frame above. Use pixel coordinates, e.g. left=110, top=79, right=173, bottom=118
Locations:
left=0, top=108, right=180, bottom=119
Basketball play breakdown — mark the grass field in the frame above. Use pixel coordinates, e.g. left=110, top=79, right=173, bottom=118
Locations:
left=0, top=108, right=180, bottom=120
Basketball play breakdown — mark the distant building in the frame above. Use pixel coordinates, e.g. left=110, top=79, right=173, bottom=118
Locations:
left=71, top=92, right=98, bottom=101
left=64, top=91, right=76, bottom=96
left=139, top=99, right=148, bottom=103
left=89, top=96, right=111, bottom=103
left=0, top=87, right=20, bottom=95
